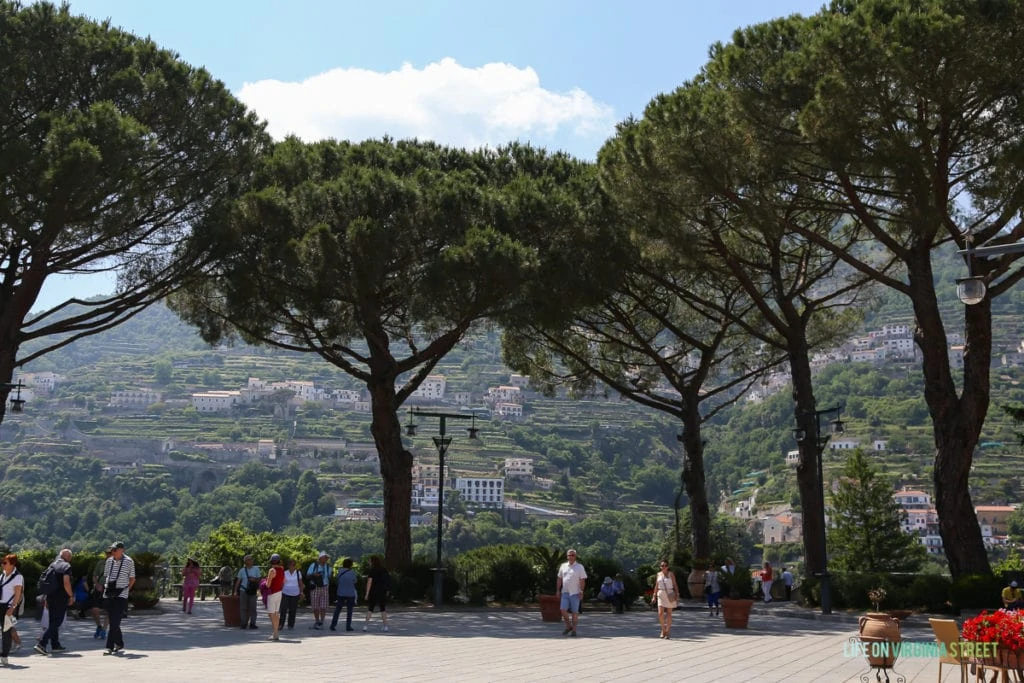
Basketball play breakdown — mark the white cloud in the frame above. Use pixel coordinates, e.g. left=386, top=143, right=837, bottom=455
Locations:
left=237, top=58, right=615, bottom=157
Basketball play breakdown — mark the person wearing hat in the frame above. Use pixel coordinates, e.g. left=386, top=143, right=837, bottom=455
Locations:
left=102, top=542, right=135, bottom=656
left=234, top=555, right=262, bottom=630
left=265, top=554, right=284, bottom=641
left=1002, top=580, right=1024, bottom=610
left=306, top=552, right=332, bottom=630
left=597, top=576, right=623, bottom=613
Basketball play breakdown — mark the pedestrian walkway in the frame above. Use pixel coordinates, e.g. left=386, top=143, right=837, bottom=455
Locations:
left=2, top=599, right=953, bottom=682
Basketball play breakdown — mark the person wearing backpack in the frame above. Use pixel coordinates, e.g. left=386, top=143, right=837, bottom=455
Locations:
left=34, top=548, right=74, bottom=656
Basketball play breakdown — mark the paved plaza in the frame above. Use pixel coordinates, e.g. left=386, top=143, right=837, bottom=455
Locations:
left=3, top=599, right=963, bottom=682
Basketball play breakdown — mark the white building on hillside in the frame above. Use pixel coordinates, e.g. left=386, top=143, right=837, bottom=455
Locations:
left=455, top=477, right=504, bottom=509
left=411, top=375, right=446, bottom=400
left=191, top=390, right=242, bottom=413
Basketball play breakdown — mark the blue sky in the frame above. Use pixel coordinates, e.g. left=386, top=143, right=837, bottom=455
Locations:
left=38, top=0, right=826, bottom=309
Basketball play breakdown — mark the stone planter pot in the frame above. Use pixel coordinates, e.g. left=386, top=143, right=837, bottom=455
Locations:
left=721, top=598, right=754, bottom=629
left=859, top=613, right=902, bottom=668
left=537, top=594, right=562, bottom=622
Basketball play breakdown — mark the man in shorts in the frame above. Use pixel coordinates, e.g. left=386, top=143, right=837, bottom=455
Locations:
left=556, top=549, right=587, bottom=637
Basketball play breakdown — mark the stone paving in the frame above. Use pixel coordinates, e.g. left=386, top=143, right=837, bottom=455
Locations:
left=1, top=599, right=962, bottom=682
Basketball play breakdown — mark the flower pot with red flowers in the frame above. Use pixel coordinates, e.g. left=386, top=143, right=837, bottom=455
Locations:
left=962, top=609, right=1024, bottom=668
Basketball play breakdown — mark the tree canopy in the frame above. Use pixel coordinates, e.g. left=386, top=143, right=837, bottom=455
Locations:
left=171, top=137, right=619, bottom=568
left=0, top=0, right=268, bottom=421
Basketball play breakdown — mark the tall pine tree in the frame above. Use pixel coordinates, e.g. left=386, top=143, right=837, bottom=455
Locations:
left=828, top=451, right=927, bottom=573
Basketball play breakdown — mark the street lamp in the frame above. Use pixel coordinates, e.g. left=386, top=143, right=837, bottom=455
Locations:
left=1, top=381, right=26, bottom=413
left=406, top=407, right=481, bottom=607
left=954, top=236, right=1024, bottom=305
left=793, top=404, right=844, bottom=615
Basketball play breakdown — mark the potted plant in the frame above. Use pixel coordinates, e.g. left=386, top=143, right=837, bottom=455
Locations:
left=962, top=609, right=1024, bottom=670
left=859, top=587, right=901, bottom=668
left=128, top=590, right=160, bottom=609
left=529, top=546, right=563, bottom=622
left=718, top=565, right=755, bottom=629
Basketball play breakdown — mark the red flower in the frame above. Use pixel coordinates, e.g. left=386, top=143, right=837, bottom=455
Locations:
left=963, top=610, right=1024, bottom=651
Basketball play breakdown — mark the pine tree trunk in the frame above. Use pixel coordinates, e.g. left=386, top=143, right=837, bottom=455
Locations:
left=368, top=380, right=413, bottom=571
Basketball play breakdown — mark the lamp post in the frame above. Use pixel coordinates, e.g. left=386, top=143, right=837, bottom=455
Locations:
left=406, top=408, right=481, bottom=607
left=954, top=237, right=1024, bottom=305
left=793, top=404, right=844, bottom=615
left=1, top=381, right=26, bottom=413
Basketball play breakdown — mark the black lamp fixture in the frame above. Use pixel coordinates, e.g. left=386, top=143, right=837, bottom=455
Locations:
left=957, top=232, right=988, bottom=306
left=407, top=407, right=485, bottom=608
left=2, top=381, right=25, bottom=413
left=792, top=403, right=844, bottom=616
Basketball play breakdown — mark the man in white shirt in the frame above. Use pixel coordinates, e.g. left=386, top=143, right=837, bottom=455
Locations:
left=556, top=549, right=587, bottom=637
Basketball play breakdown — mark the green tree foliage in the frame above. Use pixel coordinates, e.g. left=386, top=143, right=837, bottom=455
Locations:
left=707, top=0, right=1024, bottom=578
left=828, top=450, right=927, bottom=573
left=187, top=521, right=317, bottom=569
left=170, top=138, right=617, bottom=568
left=0, top=1, right=268, bottom=421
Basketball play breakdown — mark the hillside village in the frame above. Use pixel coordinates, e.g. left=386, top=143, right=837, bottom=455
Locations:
left=8, top=315, right=1022, bottom=562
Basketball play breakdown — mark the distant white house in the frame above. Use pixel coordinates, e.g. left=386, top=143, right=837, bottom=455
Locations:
left=110, top=389, right=162, bottom=408
left=504, top=457, right=534, bottom=479
left=455, top=477, right=504, bottom=509
left=487, top=385, right=522, bottom=404
left=191, top=390, right=242, bottom=413
left=410, top=375, right=446, bottom=400
left=508, top=374, right=530, bottom=388
left=828, top=438, right=861, bottom=451
left=494, top=402, right=523, bottom=419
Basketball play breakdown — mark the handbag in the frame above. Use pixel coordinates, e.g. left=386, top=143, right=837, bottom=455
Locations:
left=243, top=568, right=258, bottom=595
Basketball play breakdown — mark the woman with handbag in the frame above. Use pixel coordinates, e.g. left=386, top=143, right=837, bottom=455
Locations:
left=305, top=552, right=331, bottom=630
left=651, top=560, right=680, bottom=639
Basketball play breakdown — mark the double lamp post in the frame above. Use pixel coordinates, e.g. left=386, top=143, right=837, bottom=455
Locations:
left=793, top=404, right=844, bottom=615
left=1, top=381, right=26, bottom=413
left=405, top=407, right=481, bottom=607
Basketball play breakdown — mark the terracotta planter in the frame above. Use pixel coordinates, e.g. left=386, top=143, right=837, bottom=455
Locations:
left=687, top=569, right=706, bottom=602
left=859, top=613, right=902, bottom=667
left=538, top=594, right=562, bottom=622
left=721, top=598, right=754, bottom=629
left=886, top=609, right=913, bottom=622
left=219, top=594, right=241, bottom=627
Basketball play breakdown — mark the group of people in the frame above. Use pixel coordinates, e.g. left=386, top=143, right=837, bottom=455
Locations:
left=231, top=552, right=391, bottom=642
left=0, top=541, right=137, bottom=667
left=553, top=552, right=801, bottom=642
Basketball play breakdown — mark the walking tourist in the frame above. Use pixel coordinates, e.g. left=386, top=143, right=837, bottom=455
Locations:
left=281, top=559, right=301, bottom=629
left=35, top=548, right=74, bottom=655
left=234, top=555, right=261, bottom=630
left=704, top=565, right=720, bottom=617
left=557, top=549, right=587, bottom=637
left=652, top=560, right=678, bottom=639
left=1, top=554, right=24, bottom=667
left=103, top=541, right=136, bottom=656
left=306, top=552, right=331, bottom=630
left=362, top=555, right=390, bottom=632
left=760, top=561, right=774, bottom=603
left=330, top=558, right=358, bottom=632
left=181, top=558, right=201, bottom=615
left=782, top=566, right=794, bottom=601
left=90, top=549, right=110, bottom=639
left=265, top=554, right=283, bottom=641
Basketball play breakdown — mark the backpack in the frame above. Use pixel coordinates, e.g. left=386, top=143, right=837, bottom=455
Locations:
left=37, top=564, right=61, bottom=596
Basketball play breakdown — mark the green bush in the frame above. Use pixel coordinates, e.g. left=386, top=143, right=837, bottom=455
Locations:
left=905, top=574, right=953, bottom=613
left=951, top=573, right=1003, bottom=613
left=487, top=557, right=537, bottom=602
